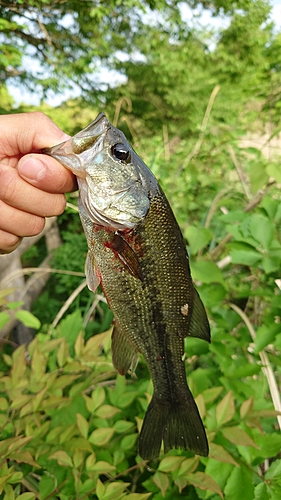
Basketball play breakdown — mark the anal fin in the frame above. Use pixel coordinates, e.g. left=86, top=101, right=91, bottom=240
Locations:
left=188, top=289, right=210, bottom=342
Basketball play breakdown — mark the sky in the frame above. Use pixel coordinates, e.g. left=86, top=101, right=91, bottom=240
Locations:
left=7, top=1, right=281, bottom=107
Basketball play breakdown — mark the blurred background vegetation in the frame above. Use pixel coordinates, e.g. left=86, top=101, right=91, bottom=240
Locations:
left=0, top=0, right=281, bottom=499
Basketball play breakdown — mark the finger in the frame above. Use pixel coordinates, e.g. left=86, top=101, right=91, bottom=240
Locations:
left=0, top=230, right=22, bottom=254
left=0, top=112, right=70, bottom=158
left=0, top=166, right=67, bottom=217
left=18, top=154, right=77, bottom=193
left=0, top=200, right=46, bottom=238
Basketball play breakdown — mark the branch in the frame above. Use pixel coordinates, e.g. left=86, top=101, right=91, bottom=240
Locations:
left=37, top=16, right=55, bottom=52
left=229, top=303, right=281, bottom=431
left=228, top=145, right=251, bottom=200
left=179, top=84, right=220, bottom=174
left=51, top=280, right=87, bottom=329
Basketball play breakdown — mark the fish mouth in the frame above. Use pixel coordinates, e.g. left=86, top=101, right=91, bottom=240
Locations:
left=41, top=112, right=110, bottom=177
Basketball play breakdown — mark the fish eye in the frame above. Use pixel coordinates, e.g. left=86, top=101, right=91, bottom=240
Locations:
left=111, top=143, right=131, bottom=163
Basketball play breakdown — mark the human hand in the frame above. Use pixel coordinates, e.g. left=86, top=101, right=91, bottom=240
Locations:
left=0, top=112, right=77, bottom=254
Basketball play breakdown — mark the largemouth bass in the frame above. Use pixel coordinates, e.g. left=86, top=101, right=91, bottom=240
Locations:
left=43, top=113, right=210, bottom=460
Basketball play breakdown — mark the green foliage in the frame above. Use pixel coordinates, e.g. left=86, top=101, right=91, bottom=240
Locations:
left=0, top=304, right=280, bottom=499
left=1, top=167, right=281, bottom=498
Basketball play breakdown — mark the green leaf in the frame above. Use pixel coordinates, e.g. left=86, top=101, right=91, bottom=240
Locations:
left=7, top=471, right=24, bottom=484
left=16, top=494, right=36, bottom=500
left=186, top=472, right=223, bottom=499
left=85, top=452, right=96, bottom=470
left=102, top=482, right=130, bottom=500
left=152, top=471, right=170, bottom=497
left=209, top=443, right=240, bottom=467
left=221, top=426, right=260, bottom=449
left=31, top=348, right=47, bottom=379
left=0, top=475, right=14, bottom=492
left=9, top=451, right=39, bottom=467
left=121, top=434, right=138, bottom=450
left=202, top=386, right=224, bottom=404
left=89, top=427, right=115, bottom=446
left=76, top=413, right=89, bottom=439
left=58, top=310, right=83, bottom=351
left=205, top=460, right=233, bottom=493
left=158, top=456, right=185, bottom=473
left=225, top=463, right=254, bottom=500
left=249, top=161, right=269, bottom=192
left=15, top=310, right=41, bottom=329
left=0, top=398, right=8, bottom=411
left=90, top=461, right=116, bottom=473
left=74, top=330, right=85, bottom=357
left=49, top=450, right=73, bottom=467
left=174, top=476, right=188, bottom=494
left=125, top=494, right=152, bottom=500
left=249, top=214, right=275, bottom=250
left=3, top=484, right=15, bottom=500
left=115, top=391, right=138, bottom=409
left=0, top=312, right=10, bottom=328
left=267, top=163, right=281, bottom=183
left=177, top=457, right=199, bottom=476
left=96, top=478, right=105, bottom=499
left=184, top=226, right=213, bottom=254
left=90, top=386, right=106, bottom=412
left=5, top=436, right=32, bottom=454
left=255, top=324, right=280, bottom=353
left=95, top=405, right=121, bottom=418
left=190, top=260, right=225, bottom=286
left=216, top=390, right=235, bottom=426
left=230, top=248, right=261, bottom=266
left=240, top=396, right=254, bottom=419
left=114, top=420, right=134, bottom=433
left=254, top=482, right=271, bottom=500
left=40, top=475, right=56, bottom=500
left=262, top=255, right=281, bottom=274
left=56, top=338, right=69, bottom=368
left=73, top=449, right=84, bottom=468
left=265, top=459, right=281, bottom=480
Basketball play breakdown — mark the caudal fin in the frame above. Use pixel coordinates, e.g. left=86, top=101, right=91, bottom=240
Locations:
left=138, top=395, right=208, bottom=460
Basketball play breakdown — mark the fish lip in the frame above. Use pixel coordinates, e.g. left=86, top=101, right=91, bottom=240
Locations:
left=42, top=113, right=109, bottom=156
left=41, top=113, right=111, bottom=177
left=90, top=112, right=107, bottom=128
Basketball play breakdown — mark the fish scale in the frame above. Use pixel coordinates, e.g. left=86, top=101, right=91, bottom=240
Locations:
left=42, top=112, right=211, bottom=460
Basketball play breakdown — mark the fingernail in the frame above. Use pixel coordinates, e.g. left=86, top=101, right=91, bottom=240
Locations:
left=19, top=157, right=46, bottom=181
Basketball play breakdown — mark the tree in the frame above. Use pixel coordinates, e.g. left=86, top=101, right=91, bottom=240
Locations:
left=105, top=0, right=278, bottom=137
left=0, top=0, right=182, bottom=98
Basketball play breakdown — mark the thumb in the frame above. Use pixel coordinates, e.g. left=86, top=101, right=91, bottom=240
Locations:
left=18, top=153, right=77, bottom=193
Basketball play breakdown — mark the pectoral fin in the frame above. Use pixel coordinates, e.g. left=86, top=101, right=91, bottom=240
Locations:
left=188, top=289, right=210, bottom=342
left=85, top=251, right=100, bottom=292
left=112, top=323, right=139, bottom=375
left=106, top=232, right=143, bottom=281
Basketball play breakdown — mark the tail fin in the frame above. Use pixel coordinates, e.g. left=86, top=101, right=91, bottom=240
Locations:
left=138, top=395, right=208, bottom=460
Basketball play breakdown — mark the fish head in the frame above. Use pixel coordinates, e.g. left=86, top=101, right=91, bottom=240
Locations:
left=43, top=113, right=157, bottom=229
